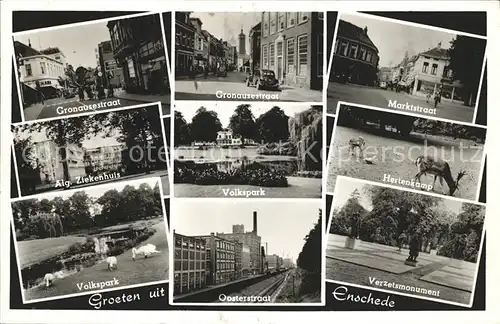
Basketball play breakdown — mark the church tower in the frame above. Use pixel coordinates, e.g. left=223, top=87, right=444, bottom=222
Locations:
left=238, top=27, right=246, bottom=55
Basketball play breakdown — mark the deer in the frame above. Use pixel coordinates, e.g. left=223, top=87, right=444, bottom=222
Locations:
left=414, top=155, right=467, bottom=196
left=348, top=136, right=365, bottom=158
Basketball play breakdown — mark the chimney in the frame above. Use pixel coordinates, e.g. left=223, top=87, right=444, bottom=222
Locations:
left=253, top=211, right=257, bottom=233
left=266, top=242, right=268, bottom=255
left=363, top=26, right=368, bottom=35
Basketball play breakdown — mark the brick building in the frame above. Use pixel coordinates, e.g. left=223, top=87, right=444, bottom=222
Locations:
left=173, top=231, right=208, bottom=295
left=331, top=20, right=379, bottom=86
left=260, top=12, right=324, bottom=90
left=107, top=14, right=169, bottom=95
left=197, top=233, right=237, bottom=285
left=249, top=22, right=261, bottom=71
left=216, top=211, right=262, bottom=275
left=175, top=12, right=195, bottom=76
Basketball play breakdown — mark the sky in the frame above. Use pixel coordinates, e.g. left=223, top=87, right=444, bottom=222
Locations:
left=331, top=177, right=464, bottom=217
left=190, top=12, right=261, bottom=54
left=175, top=101, right=311, bottom=128
left=174, top=200, right=321, bottom=261
left=14, top=125, right=120, bottom=149
left=340, top=13, right=457, bottom=68
left=14, top=21, right=111, bottom=68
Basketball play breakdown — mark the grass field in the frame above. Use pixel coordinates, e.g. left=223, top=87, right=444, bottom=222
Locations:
left=17, top=236, right=86, bottom=269
left=22, top=220, right=169, bottom=302
left=174, top=176, right=321, bottom=198
left=327, top=126, right=484, bottom=200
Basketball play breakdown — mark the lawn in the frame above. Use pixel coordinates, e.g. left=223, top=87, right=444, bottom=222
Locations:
left=23, top=220, right=169, bottom=302
left=17, top=236, right=86, bottom=269
left=327, top=126, right=484, bottom=200
left=174, top=176, right=321, bottom=198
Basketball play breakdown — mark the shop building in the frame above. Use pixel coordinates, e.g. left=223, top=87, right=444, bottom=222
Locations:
left=175, top=12, right=195, bottom=76
left=107, top=14, right=169, bottom=95
left=97, top=40, right=124, bottom=88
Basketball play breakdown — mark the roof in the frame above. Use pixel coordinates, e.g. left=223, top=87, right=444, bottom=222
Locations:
left=419, top=46, right=449, bottom=60
left=337, top=20, right=378, bottom=52
left=40, top=47, right=64, bottom=56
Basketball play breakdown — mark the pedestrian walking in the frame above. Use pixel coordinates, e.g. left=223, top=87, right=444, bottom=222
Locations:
left=35, top=80, right=45, bottom=105
left=434, top=85, right=442, bottom=108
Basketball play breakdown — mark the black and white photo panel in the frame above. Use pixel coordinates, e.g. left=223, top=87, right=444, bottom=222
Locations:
left=170, top=199, right=323, bottom=305
left=11, top=103, right=170, bottom=198
left=326, top=103, right=486, bottom=201
left=325, top=176, right=486, bottom=308
left=13, top=12, right=171, bottom=121
left=10, top=178, right=170, bottom=304
left=173, top=102, right=322, bottom=198
left=327, top=12, right=486, bottom=124
left=175, top=12, right=324, bottom=102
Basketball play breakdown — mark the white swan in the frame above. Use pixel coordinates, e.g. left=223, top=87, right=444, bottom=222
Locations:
left=106, top=256, right=118, bottom=270
left=132, top=244, right=160, bottom=261
left=43, top=271, right=65, bottom=287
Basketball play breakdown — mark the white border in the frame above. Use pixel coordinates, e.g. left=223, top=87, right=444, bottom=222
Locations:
left=327, top=11, right=487, bottom=123
left=10, top=102, right=170, bottom=198
left=325, top=101, right=488, bottom=203
left=11, top=11, right=170, bottom=122
left=324, top=175, right=486, bottom=308
left=169, top=198, right=325, bottom=307
left=10, top=177, right=171, bottom=304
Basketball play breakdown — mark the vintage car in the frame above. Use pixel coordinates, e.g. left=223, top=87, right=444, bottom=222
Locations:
left=245, top=69, right=280, bottom=90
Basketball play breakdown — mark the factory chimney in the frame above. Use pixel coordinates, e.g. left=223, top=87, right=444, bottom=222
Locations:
left=253, top=211, right=257, bottom=233
left=266, top=242, right=268, bottom=255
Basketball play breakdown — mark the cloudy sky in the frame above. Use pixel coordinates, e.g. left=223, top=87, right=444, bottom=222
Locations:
left=331, top=177, right=468, bottom=217
left=190, top=12, right=261, bottom=54
left=340, top=13, right=457, bottom=68
left=175, top=101, right=311, bottom=128
left=174, top=200, right=321, bottom=261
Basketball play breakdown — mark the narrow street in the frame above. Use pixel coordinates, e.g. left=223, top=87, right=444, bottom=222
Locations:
left=175, top=71, right=322, bottom=102
left=327, top=82, right=476, bottom=123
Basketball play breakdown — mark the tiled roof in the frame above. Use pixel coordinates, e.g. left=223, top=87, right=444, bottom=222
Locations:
left=337, top=20, right=378, bottom=52
left=420, top=46, right=449, bottom=60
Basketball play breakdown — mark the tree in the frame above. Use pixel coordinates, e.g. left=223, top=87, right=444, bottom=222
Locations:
left=69, top=191, right=93, bottom=230
left=330, top=189, right=367, bottom=236
left=296, top=209, right=322, bottom=295
left=12, top=135, right=40, bottom=194
left=174, top=111, right=191, bottom=146
left=190, top=107, right=222, bottom=142
left=448, top=36, right=486, bottom=106
left=255, top=106, right=289, bottom=143
left=229, top=104, right=256, bottom=144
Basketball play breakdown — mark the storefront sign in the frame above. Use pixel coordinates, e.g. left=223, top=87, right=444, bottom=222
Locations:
left=39, top=80, right=53, bottom=86
left=104, top=59, right=117, bottom=71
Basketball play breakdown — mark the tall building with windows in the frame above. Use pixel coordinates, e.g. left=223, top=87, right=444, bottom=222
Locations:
left=331, top=20, right=379, bottom=86
left=196, top=233, right=237, bottom=285
left=249, top=22, right=261, bottom=71
left=175, top=12, right=195, bottom=76
left=97, top=40, right=124, bottom=88
left=173, top=232, right=208, bottom=295
left=107, top=14, right=169, bottom=95
left=260, top=12, right=323, bottom=90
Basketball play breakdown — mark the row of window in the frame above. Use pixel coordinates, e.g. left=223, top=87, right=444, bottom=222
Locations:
left=176, top=31, right=195, bottom=50
left=217, top=261, right=235, bottom=271
left=263, top=12, right=323, bottom=37
left=421, top=60, right=452, bottom=77
left=217, top=250, right=235, bottom=260
left=174, top=260, right=207, bottom=271
left=216, top=239, right=235, bottom=251
left=175, top=238, right=206, bottom=250
left=24, top=60, right=65, bottom=78
left=262, top=34, right=312, bottom=76
left=334, top=38, right=379, bottom=67
left=176, top=271, right=206, bottom=288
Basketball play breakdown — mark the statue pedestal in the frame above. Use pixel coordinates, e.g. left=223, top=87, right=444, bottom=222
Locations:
left=344, top=237, right=358, bottom=249
left=430, top=249, right=437, bottom=256
left=404, top=260, right=418, bottom=267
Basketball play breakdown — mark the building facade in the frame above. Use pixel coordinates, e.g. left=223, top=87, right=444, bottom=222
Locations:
left=241, top=245, right=251, bottom=276
left=410, top=43, right=464, bottom=102
left=216, top=211, right=262, bottom=275
left=198, top=233, right=237, bottom=285
left=98, top=41, right=124, bottom=88
left=234, top=242, right=243, bottom=279
left=34, top=140, right=87, bottom=184
left=84, top=144, right=125, bottom=173
left=260, top=12, right=323, bottom=90
left=175, top=12, right=195, bottom=76
left=249, top=22, right=262, bottom=71
left=190, top=17, right=208, bottom=69
left=108, top=14, right=169, bottom=95
left=173, top=232, right=208, bottom=295
left=332, top=20, right=379, bottom=86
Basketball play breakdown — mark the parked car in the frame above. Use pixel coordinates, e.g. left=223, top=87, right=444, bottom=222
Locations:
left=245, top=69, right=280, bottom=90
left=379, top=81, right=387, bottom=89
